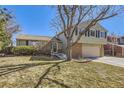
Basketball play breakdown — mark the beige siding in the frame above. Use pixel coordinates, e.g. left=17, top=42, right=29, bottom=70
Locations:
left=100, top=45, right=104, bottom=56
left=58, top=32, right=107, bottom=46
left=72, top=33, right=107, bottom=45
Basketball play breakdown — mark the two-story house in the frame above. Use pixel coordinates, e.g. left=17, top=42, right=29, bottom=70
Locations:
left=57, top=22, right=108, bottom=58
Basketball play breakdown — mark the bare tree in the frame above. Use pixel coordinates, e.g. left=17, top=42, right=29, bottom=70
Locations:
left=6, top=22, right=20, bottom=46
left=51, top=5, right=124, bottom=61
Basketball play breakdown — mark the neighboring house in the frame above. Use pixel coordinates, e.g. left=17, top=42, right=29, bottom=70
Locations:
left=16, top=34, right=52, bottom=48
left=114, top=45, right=124, bottom=57
left=118, top=36, right=124, bottom=45
left=104, top=35, right=124, bottom=57
left=56, top=22, right=108, bottom=58
left=107, top=35, right=119, bottom=44
left=104, top=35, right=118, bottom=56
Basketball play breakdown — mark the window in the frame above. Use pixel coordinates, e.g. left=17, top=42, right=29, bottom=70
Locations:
left=93, top=31, right=95, bottom=36
left=88, top=30, right=90, bottom=37
left=95, top=30, right=100, bottom=38
left=100, top=32, right=106, bottom=38
left=18, top=40, right=26, bottom=46
left=26, top=41, right=29, bottom=46
left=101, top=32, right=103, bottom=37
left=91, top=30, right=95, bottom=37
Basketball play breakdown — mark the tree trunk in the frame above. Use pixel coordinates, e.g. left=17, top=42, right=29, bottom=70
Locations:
left=66, top=38, right=72, bottom=61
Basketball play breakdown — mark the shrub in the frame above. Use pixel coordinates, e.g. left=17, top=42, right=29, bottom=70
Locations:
left=1, top=46, right=13, bottom=55
left=12, top=46, right=37, bottom=55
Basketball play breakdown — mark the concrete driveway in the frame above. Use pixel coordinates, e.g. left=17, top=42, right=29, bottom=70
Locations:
left=92, top=56, right=124, bottom=68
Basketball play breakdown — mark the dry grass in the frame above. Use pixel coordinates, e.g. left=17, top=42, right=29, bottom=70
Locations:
left=0, top=56, right=124, bottom=88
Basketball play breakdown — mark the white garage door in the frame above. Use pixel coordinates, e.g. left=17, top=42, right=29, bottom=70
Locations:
left=82, top=45, right=100, bottom=57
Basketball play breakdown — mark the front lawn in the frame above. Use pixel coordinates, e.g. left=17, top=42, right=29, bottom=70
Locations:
left=0, top=56, right=124, bottom=88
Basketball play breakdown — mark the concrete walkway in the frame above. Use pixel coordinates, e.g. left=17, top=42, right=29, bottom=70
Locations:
left=92, top=56, right=124, bottom=68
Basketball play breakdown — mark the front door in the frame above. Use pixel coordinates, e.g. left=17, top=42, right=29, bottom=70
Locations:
left=52, top=42, right=58, bottom=53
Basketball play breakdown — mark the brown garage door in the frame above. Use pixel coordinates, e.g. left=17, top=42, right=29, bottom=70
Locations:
left=71, top=43, right=82, bottom=58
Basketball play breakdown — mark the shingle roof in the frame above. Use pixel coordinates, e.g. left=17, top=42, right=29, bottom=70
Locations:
left=78, top=21, right=108, bottom=32
left=16, top=34, right=52, bottom=41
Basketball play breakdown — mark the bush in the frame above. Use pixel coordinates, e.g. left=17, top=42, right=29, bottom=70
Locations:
left=12, top=46, right=37, bottom=55
left=1, top=46, right=13, bottom=55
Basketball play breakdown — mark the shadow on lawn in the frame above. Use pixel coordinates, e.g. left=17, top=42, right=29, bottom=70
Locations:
left=0, top=60, right=69, bottom=88
left=0, top=62, right=61, bottom=77
left=34, top=61, right=70, bottom=88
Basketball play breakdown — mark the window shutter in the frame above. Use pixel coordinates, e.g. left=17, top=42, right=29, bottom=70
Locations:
left=98, top=30, right=100, bottom=38
left=105, top=32, right=107, bottom=38
left=96, top=30, right=98, bottom=38
left=75, top=27, right=78, bottom=36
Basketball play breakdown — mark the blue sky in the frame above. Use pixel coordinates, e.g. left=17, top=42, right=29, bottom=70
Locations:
left=2, top=5, right=124, bottom=37
left=3, top=5, right=56, bottom=37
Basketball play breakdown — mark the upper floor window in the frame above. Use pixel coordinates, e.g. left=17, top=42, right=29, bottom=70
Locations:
left=84, top=30, right=90, bottom=37
left=100, top=32, right=107, bottom=38
left=84, top=29, right=107, bottom=39
left=98, top=30, right=100, bottom=38
left=91, top=30, right=95, bottom=37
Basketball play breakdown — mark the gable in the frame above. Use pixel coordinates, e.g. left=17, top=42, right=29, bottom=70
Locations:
left=57, top=21, right=108, bottom=38
left=78, top=21, right=108, bottom=32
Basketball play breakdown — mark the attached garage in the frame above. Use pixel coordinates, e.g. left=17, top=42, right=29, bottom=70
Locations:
left=71, top=43, right=104, bottom=58
left=82, top=44, right=101, bottom=57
